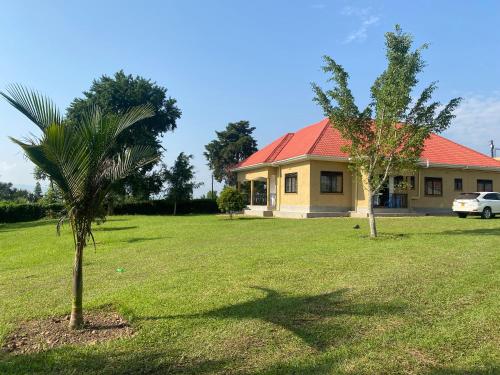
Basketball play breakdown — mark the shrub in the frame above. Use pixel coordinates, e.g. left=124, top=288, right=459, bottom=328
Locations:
left=0, top=199, right=218, bottom=223
left=0, top=202, right=64, bottom=223
left=217, top=187, right=246, bottom=219
left=113, top=199, right=219, bottom=216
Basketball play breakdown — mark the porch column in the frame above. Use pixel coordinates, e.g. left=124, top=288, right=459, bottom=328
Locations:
left=250, top=180, right=254, bottom=206
left=388, top=176, right=394, bottom=194
left=266, top=176, right=270, bottom=209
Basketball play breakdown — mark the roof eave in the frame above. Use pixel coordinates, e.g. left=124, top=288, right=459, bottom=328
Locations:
left=231, top=155, right=350, bottom=171
left=233, top=157, right=500, bottom=173
left=419, top=160, right=500, bottom=172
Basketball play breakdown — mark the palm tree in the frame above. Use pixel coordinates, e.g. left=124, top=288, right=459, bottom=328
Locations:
left=1, top=85, right=157, bottom=329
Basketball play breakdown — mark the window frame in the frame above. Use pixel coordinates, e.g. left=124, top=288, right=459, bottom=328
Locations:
left=284, top=172, right=298, bottom=194
left=409, top=176, right=416, bottom=190
left=454, top=178, right=463, bottom=191
left=477, top=179, right=493, bottom=192
left=320, top=171, right=343, bottom=194
left=424, top=177, right=443, bottom=196
left=393, top=175, right=404, bottom=189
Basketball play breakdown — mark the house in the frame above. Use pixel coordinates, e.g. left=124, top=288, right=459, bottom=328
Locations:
left=232, top=119, right=500, bottom=218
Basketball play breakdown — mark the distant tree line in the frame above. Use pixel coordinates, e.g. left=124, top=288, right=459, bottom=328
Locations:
left=0, top=181, right=41, bottom=203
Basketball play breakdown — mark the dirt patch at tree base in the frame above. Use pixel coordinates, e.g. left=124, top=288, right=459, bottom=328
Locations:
left=2, top=310, right=134, bottom=355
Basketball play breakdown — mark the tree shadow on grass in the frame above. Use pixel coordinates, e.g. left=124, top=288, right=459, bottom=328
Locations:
left=0, top=347, right=228, bottom=375
left=437, top=228, right=500, bottom=236
left=93, top=226, right=138, bottom=232
left=358, top=233, right=410, bottom=240
left=247, top=354, right=344, bottom=375
left=0, top=219, right=56, bottom=232
left=217, top=216, right=267, bottom=221
left=141, top=287, right=406, bottom=352
left=427, top=365, right=499, bottom=375
left=122, top=236, right=171, bottom=244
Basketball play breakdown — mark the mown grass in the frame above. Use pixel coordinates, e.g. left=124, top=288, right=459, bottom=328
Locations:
left=0, top=215, right=499, bottom=374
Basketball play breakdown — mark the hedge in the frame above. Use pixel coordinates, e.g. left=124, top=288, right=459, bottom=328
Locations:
left=113, top=199, right=219, bottom=216
left=0, top=199, right=219, bottom=223
left=0, top=203, right=65, bottom=223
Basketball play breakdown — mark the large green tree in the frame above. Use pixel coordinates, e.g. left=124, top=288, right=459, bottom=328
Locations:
left=1, top=85, right=157, bottom=328
left=33, top=181, right=43, bottom=201
left=204, top=121, right=258, bottom=186
left=163, top=152, right=203, bottom=215
left=312, top=25, right=461, bottom=238
left=67, top=70, right=181, bottom=200
left=0, top=181, right=34, bottom=202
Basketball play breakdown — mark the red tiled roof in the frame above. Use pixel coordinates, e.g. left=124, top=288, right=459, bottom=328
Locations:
left=235, top=119, right=500, bottom=170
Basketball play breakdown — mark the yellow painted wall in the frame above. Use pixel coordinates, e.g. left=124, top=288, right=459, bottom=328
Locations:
left=237, top=161, right=500, bottom=214
left=410, top=167, right=500, bottom=210
left=237, top=167, right=275, bottom=182
left=309, top=160, right=353, bottom=211
left=276, top=161, right=311, bottom=211
left=355, top=173, right=369, bottom=209
left=355, top=167, right=500, bottom=211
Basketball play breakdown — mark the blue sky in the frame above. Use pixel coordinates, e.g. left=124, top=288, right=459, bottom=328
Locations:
left=1, top=1, right=499, bottom=195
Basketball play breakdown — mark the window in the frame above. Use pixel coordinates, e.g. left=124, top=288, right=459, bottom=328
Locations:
left=477, top=179, right=493, bottom=192
left=483, top=193, right=500, bottom=200
left=424, top=177, right=443, bottom=196
left=393, top=176, right=404, bottom=189
left=320, top=171, right=343, bottom=193
left=285, top=173, right=297, bottom=193
left=454, top=178, right=463, bottom=191
left=409, top=176, right=416, bottom=190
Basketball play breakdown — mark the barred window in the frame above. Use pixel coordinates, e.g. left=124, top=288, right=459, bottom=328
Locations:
left=285, top=173, right=297, bottom=193
left=424, top=177, right=442, bottom=196
left=320, top=172, right=343, bottom=193
left=477, top=179, right=493, bottom=192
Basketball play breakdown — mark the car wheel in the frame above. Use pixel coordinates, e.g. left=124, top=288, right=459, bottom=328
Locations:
left=457, top=213, right=467, bottom=218
left=481, top=207, right=493, bottom=219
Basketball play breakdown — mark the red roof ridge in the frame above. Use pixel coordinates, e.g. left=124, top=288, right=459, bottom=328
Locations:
left=307, top=120, right=331, bottom=155
left=266, top=132, right=294, bottom=162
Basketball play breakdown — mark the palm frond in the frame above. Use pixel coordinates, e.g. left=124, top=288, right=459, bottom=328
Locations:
left=101, top=145, right=158, bottom=182
left=1, top=84, right=62, bottom=130
left=41, top=124, right=90, bottom=200
left=4, top=87, right=159, bottom=245
left=9, top=136, right=71, bottom=195
left=114, top=105, right=155, bottom=137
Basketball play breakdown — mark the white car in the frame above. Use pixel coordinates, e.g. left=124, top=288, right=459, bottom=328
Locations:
left=452, top=192, right=500, bottom=219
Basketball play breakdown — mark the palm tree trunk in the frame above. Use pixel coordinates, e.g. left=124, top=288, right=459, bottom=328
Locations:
left=69, top=232, right=84, bottom=329
left=173, top=201, right=177, bottom=216
left=367, top=188, right=377, bottom=238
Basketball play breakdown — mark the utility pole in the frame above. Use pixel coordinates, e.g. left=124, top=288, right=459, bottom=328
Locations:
left=490, top=140, right=500, bottom=158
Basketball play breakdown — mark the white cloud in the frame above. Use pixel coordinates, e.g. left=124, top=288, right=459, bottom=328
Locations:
left=0, top=154, right=36, bottom=187
left=341, top=6, right=380, bottom=44
left=443, top=94, right=500, bottom=156
left=0, top=160, right=16, bottom=173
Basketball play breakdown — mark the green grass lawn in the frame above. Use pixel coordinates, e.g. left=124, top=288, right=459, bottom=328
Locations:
left=0, top=215, right=499, bottom=374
